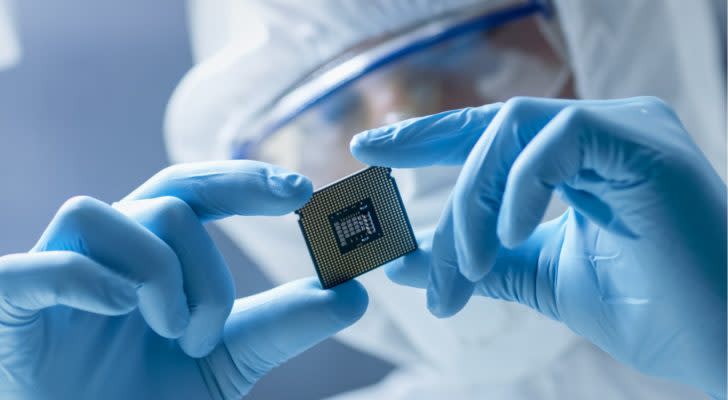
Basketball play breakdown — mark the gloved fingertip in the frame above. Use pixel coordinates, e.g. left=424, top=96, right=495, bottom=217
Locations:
left=325, top=280, right=369, bottom=325
left=267, top=167, right=313, bottom=202
left=459, top=266, right=488, bottom=283
left=351, top=126, right=391, bottom=148
left=349, top=126, right=403, bottom=165
left=383, top=247, right=430, bottom=288
left=383, top=260, right=410, bottom=285
left=349, top=134, right=378, bottom=164
left=497, top=231, right=521, bottom=250
left=165, top=303, right=191, bottom=339
left=349, top=142, right=367, bottom=164
left=109, top=283, right=139, bottom=313
left=426, top=265, right=474, bottom=318
left=349, top=131, right=367, bottom=151
left=426, top=289, right=459, bottom=319
left=181, top=332, right=222, bottom=358
left=454, top=237, right=495, bottom=282
left=496, top=216, right=526, bottom=250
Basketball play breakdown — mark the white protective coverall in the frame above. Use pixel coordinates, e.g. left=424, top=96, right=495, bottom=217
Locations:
left=165, top=1, right=726, bottom=398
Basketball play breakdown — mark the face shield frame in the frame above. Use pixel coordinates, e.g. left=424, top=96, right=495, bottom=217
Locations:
left=231, top=0, right=567, bottom=187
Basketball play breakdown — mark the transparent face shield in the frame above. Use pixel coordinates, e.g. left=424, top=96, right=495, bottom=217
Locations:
left=214, top=2, right=579, bottom=377
left=231, top=1, right=571, bottom=188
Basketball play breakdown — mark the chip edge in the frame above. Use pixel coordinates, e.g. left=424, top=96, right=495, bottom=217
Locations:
left=295, top=166, right=418, bottom=289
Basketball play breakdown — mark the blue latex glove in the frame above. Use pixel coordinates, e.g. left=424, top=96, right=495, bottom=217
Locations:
left=351, top=97, right=726, bottom=398
left=0, top=161, right=368, bottom=400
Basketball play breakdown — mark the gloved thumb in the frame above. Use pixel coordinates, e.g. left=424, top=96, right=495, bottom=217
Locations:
left=199, top=278, right=368, bottom=400
left=385, top=217, right=566, bottom=322
left=476, top=216, right=565, bottom=321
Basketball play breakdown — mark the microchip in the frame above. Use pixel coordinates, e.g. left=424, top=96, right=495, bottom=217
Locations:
left=296, top=166, right=417, bottom=289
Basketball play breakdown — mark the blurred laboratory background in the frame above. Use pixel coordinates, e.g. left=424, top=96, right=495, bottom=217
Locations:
left=0, top=1, right=391, bottom=398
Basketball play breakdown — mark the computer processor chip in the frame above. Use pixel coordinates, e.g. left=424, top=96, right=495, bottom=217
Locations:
left=296, top=166, right=417, bottom=289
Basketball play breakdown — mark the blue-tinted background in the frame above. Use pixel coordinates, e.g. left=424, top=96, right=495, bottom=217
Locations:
left=0, top=1, right=391, bottom=398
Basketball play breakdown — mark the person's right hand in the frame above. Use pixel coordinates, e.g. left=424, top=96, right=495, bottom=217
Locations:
left=0, top=161, right=368, bottom=400
left=351, top=97, right=726, bottom=398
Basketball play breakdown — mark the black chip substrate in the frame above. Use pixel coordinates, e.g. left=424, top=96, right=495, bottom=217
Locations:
left=296, top=167, right=417, bottom=289
left=329, top=198, right=383, bottom=254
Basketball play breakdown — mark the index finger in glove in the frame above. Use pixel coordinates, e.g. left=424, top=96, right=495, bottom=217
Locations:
left=123, top=160, right=313, bottom=221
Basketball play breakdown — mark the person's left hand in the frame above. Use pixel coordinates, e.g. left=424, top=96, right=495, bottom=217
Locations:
left=0, top=161, right=368, bottom=400
left=350, top=97, right=726, bottom=398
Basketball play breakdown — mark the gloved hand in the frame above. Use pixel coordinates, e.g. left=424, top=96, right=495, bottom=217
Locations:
left=351, top=97, right=726, bottom=399
left=0, top=161, right=368, bottom=400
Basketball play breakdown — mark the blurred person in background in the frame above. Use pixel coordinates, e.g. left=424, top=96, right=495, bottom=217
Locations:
left=167, top=0, right=725, bottom=399
left=0, top=0, right=724, bottom=399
